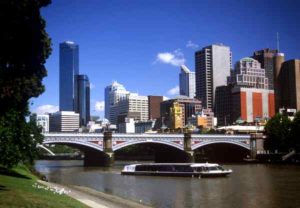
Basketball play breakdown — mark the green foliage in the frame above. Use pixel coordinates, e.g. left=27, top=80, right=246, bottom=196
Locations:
left=0, top=0, right=52, bottom=112
left=0, top=0, right=52, bottom=168
left=0, top=109, right=44, bottom=168
left=264, top=113, right=300, bottom=152
left=290, top=112, right=300, bottom=151
left=47, top=145, right=80, bottom=154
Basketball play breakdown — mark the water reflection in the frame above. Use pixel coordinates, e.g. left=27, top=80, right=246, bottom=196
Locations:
left=35, top=160, right=300, bottom=208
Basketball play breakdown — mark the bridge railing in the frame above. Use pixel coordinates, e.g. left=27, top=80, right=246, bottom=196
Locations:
left=44, top=132, right=103, bottom=135
left=191, top=134, right=251, bottom=139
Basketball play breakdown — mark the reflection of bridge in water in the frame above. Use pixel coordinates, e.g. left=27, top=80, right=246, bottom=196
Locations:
left=43, top=132, right=261, bottom=166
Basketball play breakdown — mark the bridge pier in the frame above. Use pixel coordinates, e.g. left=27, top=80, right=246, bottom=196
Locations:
left=103, top=131, right=114, bottom=167
left=84, top=149, right=113, bottom=167
left=83, top=131, right=114, bottom=167
left=250, top=133, right=264, bottom=159
left=184, top=133, right=195, bottom=163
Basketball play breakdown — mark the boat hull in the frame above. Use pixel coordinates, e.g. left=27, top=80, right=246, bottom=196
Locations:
left=121, top=171, right=231, bottom=177
left=121, top=163, right=232, bottom=178
left=200, top=172, right=232, bottom=177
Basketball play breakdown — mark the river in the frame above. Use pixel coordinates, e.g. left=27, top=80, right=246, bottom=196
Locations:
left=35, top=160, right=300, bottom=208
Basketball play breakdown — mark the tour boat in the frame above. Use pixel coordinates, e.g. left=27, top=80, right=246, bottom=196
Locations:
left=121, top=163, right=232, bottom=177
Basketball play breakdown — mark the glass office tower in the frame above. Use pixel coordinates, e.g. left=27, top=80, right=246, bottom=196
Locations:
left=74, top=74, right=90, bottom=126
left=59, top=41, right=79, bottom=111
left=179, top=65, right=196, bottom=98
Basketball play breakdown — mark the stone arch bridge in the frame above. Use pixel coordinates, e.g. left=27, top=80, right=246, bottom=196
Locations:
left=43, top=132, right=260, bottom=166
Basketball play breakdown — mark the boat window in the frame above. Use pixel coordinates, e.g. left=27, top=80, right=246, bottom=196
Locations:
left=173, top=165, right=193, bottom=172
left=194, top=166, right=225, bottom=171
left=208, top=167, right=221, bottom=171
left=217, top=166, right=224, bottom=170
left=135, top=165, right=145, bottom=171
left=193, top=167, right=204, bottom=172
left=135, top=165, right=175, bottom=172
left=205, top=166, right=225, bottom=171
left=157, top=165, right=173, bottom=172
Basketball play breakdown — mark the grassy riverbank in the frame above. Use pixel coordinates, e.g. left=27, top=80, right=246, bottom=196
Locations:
left=0, top=165, right=87, bottom=208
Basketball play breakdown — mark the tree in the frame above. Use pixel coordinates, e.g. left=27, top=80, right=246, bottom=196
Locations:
left=0, top=0, right=51, bottom=168
left=264, top=113, right=292, bottom=152
left=290, top=111, right=300, bottom=151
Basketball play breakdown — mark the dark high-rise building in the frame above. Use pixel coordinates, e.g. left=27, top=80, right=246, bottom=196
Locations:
left=148, top=95, right=163, bottom=120
left=74, top=75, right=90, bottom=126
left=279, top=59, right=300, bottom=111
left=252, top=48, right=278, bottom=90
left=215, top=85, right=232, bottom=126
left=59, top=41, right=79, bottom=111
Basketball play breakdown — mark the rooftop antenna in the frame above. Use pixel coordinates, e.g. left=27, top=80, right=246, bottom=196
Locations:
left=276, top=32, right=280, bottom=52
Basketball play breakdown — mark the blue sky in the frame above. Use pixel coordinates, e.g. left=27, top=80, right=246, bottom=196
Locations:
left=31, top=0, right=300, bottom=118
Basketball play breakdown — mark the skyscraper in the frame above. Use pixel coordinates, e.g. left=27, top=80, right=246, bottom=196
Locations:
left=148, top=95, right=163, bottom=120
left=229, top=57, right=269, bottom=89
left=252, top=48, right=278, bottom=90
left=104, top=81, right=129, bottom=123
left=215, top=85, right=232, bottom=126
left=273, top=52, right=285, bottom=112
left=59, top=41, right=79, bottom=111
left=117, top=93, right=149, bottom=122
left=279, top=59, right=300, bottom=111
left=195, top=44, right=232, bottom=110
left=74, top=74, right=90, bottom=126
left=49, top=111, right=80, bottom=132
left=179, top=65, right=196, bottom=98
left=104, top=85, right=112, bottom=120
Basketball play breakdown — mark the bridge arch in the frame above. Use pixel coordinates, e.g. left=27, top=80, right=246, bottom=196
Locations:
left=192, top=140, right=250, bottom=151
left=43, top=140, right=103, bottom=152
left=37, top=144, right=56, bottom=155
left=113, top=140, right=184, bottom=152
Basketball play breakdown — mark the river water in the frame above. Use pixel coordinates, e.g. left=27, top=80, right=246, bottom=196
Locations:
left=35, top=160, right=300, bottom=208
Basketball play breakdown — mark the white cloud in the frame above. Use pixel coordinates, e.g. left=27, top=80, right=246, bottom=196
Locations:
left=90, top=83, right=95, bottom=89
left=156, top=49, right=185, bottom=67
left=95, top=101, right=105, bottom=112
left=186, top=40, right=199, bottom=49
left=163, top=96, right=170, bottom=101
left=167, top=86, right=179, bottom=96
left=34, top=105, right=59, bottom=114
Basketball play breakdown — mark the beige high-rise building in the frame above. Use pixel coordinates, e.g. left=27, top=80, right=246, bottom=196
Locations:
left=195, top=44, right=232, bottom=109
left=273, top=53, right=285, bottom=112
left=49, top=111, right=79, bottom=132
left=117, top=93, right=149, bottom=122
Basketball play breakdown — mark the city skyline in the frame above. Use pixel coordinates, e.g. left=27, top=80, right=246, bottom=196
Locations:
left=31, top=0, right=300, bottom=118
left=2, top=2, right=300, bottom=208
